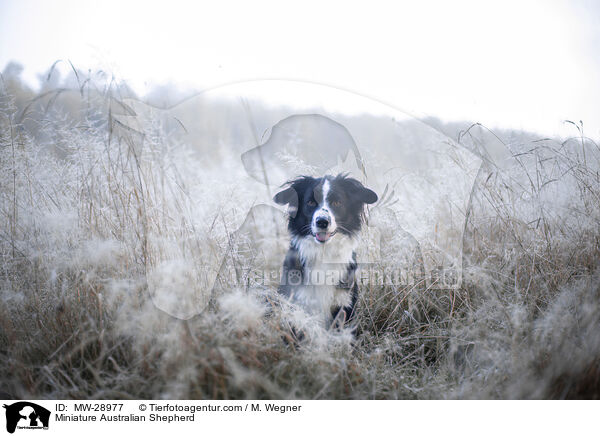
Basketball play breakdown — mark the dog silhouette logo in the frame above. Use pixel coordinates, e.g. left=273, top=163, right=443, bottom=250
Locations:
left=3, top=402, right=50, bottom=433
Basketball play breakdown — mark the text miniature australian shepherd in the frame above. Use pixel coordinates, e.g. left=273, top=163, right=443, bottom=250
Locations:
left=273, top=174, right=378, bottom=329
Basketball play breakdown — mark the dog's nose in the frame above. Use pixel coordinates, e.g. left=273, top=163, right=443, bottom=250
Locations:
left=315, top=217, right=329, bottom=229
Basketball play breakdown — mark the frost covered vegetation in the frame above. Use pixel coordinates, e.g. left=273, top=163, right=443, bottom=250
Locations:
left=1, top=62, right=600, bottom=399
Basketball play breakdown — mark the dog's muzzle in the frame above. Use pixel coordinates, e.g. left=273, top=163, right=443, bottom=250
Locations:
left=313, top=212, right=337, bottom=243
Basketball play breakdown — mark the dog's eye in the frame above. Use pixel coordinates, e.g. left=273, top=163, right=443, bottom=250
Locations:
left=331, top=200, right=342, bottom=208
left=307, top=200, right=317, bottom=207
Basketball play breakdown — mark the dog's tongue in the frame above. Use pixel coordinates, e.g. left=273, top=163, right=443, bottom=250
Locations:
left=315, top=232, right=330, bottom=242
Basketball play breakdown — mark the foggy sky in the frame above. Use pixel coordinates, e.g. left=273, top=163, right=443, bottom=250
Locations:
left=1, top=0, right=599, bottom=139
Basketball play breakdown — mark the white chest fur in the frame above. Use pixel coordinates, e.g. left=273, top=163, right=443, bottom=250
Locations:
left=290, top=234, right=357, bottom=324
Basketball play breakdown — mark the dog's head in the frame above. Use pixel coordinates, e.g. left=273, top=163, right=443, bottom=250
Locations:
left=274, top=174, right=377, bottom=244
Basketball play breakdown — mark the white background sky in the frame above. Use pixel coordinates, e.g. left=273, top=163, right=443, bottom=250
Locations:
left=1, top=0, right=599, bottom=138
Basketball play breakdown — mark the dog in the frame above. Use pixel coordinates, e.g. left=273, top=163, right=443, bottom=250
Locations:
left=273, top=174, right=377, bottom=330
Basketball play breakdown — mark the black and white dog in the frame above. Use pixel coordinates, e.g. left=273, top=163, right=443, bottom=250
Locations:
left=273, top=174, right=377, bottom=329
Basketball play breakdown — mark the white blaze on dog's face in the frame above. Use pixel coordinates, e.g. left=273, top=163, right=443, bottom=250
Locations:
left=311, top=179, right=338, bottom=243
left=274, top=174, right=378, bottom=245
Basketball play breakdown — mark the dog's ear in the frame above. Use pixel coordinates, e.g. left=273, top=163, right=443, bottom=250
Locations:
left=274, top=186, right=300, bottom=217
left=360, top=187, right=378, bottom=204
left=344, top=178, right=378, bottom=204
left=273, top=187, right=296, bottom=205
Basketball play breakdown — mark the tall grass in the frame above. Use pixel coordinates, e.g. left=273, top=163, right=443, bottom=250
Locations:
left=1, top=66, right=599, bottom=399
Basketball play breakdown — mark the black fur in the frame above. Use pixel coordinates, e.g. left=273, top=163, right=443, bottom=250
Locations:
left=274, top=174, right=376, bottom=237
